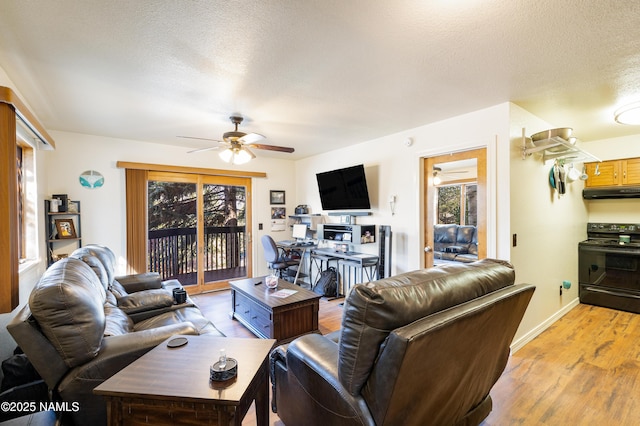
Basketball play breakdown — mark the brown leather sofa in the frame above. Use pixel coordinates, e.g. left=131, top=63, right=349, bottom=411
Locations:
left=270, top=259, right=534, bottom=426
left=434, top=224, right=479, bottom=262
left=70, top=245, right=201, bottom=322
left=7, top=249, right=223, bottom=426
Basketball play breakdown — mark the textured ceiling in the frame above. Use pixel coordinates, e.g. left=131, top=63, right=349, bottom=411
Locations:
left=1, top=1, right=640, bottom=159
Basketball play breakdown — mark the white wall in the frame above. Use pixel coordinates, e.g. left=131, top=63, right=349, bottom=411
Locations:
left=295, top=103, right=512, bottom=275
left=44, top=131, right=297, bottom=277
left=508, top=104, right=587, bottom=348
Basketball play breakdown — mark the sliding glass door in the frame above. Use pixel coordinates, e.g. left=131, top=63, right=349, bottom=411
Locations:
left=147, top=172, right=252, bottom=292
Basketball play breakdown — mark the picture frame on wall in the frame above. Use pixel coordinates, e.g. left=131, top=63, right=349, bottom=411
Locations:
left=271, top=207, right=286, bottom=219
left=55, top=219, right=77, bottom=239
left=270, top=190, right=285, bottom=205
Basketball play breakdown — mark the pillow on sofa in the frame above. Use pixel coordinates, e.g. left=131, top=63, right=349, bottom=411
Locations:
left=116, top=290, right=175, bottom=315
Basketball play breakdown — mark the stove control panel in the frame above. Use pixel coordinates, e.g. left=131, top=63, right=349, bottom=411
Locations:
left=588, top=223, right=640, bottom=233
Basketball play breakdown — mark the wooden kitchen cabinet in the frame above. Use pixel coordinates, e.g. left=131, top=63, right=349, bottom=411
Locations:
left=585, top=158, right=640, bottom=187
left=622, top=158, right=640, bottom=185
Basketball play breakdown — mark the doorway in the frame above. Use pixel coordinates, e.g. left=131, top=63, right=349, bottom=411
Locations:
left=147, top=171, right=252, bottom=293
left=423, top=148, right=487, bottom=267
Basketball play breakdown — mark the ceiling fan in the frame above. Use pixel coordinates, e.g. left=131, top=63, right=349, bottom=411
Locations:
left=433, top=166, right=469, bottom=184
left=180, top=115, right=295, bottom=165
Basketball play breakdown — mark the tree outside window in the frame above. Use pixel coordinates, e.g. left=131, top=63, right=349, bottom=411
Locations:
left=436, top=183, right=477, bottom=226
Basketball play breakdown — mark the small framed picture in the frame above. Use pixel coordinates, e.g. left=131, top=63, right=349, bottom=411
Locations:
left=55, top=219, right=77, bottom=239
left=270, top=190, right=285, bottom=205
left=67, top=201, right=79, bottom=213
left=271, top=207, right=286, bottom=219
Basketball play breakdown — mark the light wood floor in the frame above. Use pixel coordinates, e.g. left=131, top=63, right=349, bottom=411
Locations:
left=193, top=291, right=640, bottom=425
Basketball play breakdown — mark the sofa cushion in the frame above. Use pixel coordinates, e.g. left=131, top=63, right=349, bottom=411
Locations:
left=117, top=290, right=175, bottom=315
left=71, top=245, right=117, bottom=285
left=28, top=258, right=106, bottom=368
left=109, top=280, right=129, bottom=298
left=433, top=224, right=458, bottom=253
left=103, top=304, right=133, bottom=336
left=71, top=254, right=110, bottom=292
left=114, top=272, right=163, bottom=293
left=133, top=306, right=223, bottom=336
left=456, top=225, right=476, bottom=245
left=338, top=258, right=515, bottom=396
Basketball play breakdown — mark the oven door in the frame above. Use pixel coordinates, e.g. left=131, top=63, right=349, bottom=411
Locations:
left=579, top=244, right=640, bottom=313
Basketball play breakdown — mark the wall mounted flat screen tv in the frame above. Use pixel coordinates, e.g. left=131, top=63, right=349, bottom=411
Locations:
left=316, top=164, right=371, bottom=210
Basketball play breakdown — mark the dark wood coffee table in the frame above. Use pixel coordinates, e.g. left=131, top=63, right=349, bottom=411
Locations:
left=94, top=335, right=275, bottom=426
left=230, top=276, right=321, bottom=343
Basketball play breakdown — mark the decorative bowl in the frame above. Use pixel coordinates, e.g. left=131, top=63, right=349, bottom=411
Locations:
left=530, top=128, right=573, bottom=142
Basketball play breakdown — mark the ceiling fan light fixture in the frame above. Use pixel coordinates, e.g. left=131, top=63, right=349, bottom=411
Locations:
left=219, top=147, right=253, bottom=165
left=433, top=170, right=441, bottom=185
left=234, top=148, right=253, bottom=164
left=219, top=148, right=234, bottom=163
left=614, top=101, right=640, bottom=125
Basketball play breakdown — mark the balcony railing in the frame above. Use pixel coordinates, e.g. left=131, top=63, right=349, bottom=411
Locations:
left=148, top=225, right=246, bottom=284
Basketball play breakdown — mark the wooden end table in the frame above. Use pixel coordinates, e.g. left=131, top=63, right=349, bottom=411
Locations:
left=230, top=277, right=321, bottom=343
left=94, top=335, right=275, bottom=426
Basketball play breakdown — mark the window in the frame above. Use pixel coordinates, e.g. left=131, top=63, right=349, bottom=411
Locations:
left=436, top=183, right=477, bottom=226
left=16, top=129, right=38, bottom=265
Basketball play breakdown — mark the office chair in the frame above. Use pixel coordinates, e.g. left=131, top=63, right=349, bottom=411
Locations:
left=261, top=235, right=301, bottom=282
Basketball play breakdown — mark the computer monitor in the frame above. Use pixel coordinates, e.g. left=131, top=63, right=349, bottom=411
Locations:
left=292, top=224, right=308, bottom=240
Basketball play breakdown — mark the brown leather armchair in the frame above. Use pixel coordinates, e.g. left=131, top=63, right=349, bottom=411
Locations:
left=7, top=256, right=222, bottom=426
left=270, top=259, right=535, bottom=426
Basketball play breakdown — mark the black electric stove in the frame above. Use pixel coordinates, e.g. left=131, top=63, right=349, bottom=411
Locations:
left=579, top=223, right=640, bottom=313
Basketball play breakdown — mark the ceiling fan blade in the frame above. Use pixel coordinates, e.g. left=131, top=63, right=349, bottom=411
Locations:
left=243, top=146, right=257, bottom=159
left=187, top=146, right=220, bottom=154
left=250, top=144, right=295, bottom=153
left=238, top=132, right=266, bottom=144
left=177, top=135, right=223, bottom=142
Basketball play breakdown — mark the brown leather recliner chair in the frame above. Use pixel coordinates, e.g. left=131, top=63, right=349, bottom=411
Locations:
left=8, top=256, right=223, bottom=426
left=270, top=259, right=535, bottom=426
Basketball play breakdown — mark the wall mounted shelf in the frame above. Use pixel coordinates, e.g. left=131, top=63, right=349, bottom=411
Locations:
left=521, top=128, right=601, bottom=164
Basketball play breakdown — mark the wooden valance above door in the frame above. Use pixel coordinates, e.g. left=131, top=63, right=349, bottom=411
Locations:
left=116, top=161, right=267, bottom=179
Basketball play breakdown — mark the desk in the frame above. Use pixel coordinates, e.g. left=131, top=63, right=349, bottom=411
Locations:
left=276, top=241, right=317, bottom=286
left=94, top=335, right=275, bottom=426
left=311, top=249, right=379, bottom=295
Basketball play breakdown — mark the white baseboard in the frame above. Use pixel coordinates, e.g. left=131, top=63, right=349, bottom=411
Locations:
left=510, top=297, right=580, bottom=354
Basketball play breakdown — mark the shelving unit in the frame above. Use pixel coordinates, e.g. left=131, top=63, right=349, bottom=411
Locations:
left=288, top=214, right=322, bottom=232
left=521, top=128, right=601, bottom=164
left=45, top=199, right=82, bottom=266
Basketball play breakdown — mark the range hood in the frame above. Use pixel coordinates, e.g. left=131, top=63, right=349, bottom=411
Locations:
left=583, top=187, right=640, bottom=199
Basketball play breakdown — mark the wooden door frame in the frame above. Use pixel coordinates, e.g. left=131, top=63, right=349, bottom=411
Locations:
left=423, top=148, right=487, bottom=268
